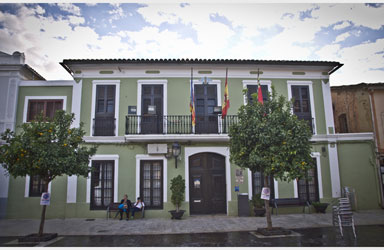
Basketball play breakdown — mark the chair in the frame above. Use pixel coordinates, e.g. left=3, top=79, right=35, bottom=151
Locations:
left=332, top=197, right=356, bottom=238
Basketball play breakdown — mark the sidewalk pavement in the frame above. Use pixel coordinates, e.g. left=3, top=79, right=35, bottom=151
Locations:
left=0, top=210, right=383, bottom=237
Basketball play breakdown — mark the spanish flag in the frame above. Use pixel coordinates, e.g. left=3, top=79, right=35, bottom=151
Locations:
left=190, top=68, right=196, bottom=126
left=222, top=68, right=230, bottom=118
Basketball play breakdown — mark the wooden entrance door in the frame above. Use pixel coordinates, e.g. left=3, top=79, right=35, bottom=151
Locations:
left=189, top=153, right=226, bottom=214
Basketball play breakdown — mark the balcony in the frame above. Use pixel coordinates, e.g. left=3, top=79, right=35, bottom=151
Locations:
left=125, top=115, right=238, bottom=135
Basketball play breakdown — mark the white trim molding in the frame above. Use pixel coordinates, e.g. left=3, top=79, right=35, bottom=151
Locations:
left=23, top=96, right=67, bottom=123
left=321, top=80, right=335, bottom=134
left=328, top=143, right=341, bottom=198
left=86, top=154, right=119, bottom=203
left=287, top=81, right=317, bottom=135
left=247, top=169, right=279, bottom=200
left=242, top=80, right=272, bottom=104
left=24, top=175, right=52, bottom=198
left=90, top=80, right=120, bottom=137
left=137, top=80, right=168, bottom=134
left=67, top=175, right=77, bottom=203
left=19, top=80, right=75, bottom=87
left=135, top=154, right=168, bottom=203
left=184, top=147, right=231, bottom=215
left=71, top=79, right=82, bottom=128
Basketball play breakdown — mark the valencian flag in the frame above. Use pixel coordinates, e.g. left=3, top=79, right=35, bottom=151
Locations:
left=190, top=68, right=196, bottom=126
left=222, top=68, right=230, bottom=118
left=257, top=69, right=264, bottom=104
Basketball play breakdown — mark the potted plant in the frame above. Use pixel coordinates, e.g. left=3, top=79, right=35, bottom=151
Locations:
left=251, top=193, right=266, bottom=217
left=312, top=201, right=329, bottom=213
left=169, top=175, right=186, bottom=219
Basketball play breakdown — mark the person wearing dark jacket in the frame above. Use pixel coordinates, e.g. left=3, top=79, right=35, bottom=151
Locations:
left=118, top=194, right=131, bottom=220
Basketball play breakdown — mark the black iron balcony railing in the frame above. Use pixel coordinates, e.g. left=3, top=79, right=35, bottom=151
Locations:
left=93, top=117, right=116, bottom=136
left=125, top=115, right=238, bottom=135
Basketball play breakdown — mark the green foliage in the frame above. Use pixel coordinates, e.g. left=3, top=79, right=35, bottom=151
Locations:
left=229, top=87, right=314, bottom=183
left=251, top=193, right=264, bottom=208
left=170, top=175, right=185, bottom=212
left=0, top=110, right=97, bottom=183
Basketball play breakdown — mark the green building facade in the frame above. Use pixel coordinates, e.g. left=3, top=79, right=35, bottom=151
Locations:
left=2, top=58, right=383, bottom=219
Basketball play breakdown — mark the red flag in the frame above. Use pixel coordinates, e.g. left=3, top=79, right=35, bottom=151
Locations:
left=257, top=84, right=263, bottom=104
left=222, top=68, right=230, bottom=118
left=257, top=69, right=263, bottom=104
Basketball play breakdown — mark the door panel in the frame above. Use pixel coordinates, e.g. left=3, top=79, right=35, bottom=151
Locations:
left=291, top=85, right=313, bottom=132
left=189, top=153, right=226, bottom=214
left=141, top=85, right=163, bottom=134
left=194, top=85, right=218, bottom=133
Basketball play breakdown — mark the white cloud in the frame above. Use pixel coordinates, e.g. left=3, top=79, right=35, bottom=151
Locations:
left=57, top=3, right=81, bottom=16
left=333, top=21, right=350, bottom=30
left=0, top=3, right=383, bottom=84
left=334, top=32, right=350, bottom=43
left=316, top=38, right=384, bottom=85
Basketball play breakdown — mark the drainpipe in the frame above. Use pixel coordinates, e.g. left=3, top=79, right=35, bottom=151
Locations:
left=368, top=90, right=384, bottom=208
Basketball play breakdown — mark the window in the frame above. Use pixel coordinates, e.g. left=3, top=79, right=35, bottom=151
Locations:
left=90, top=160, right=114, bottom=210
left=29, top=175, right=47, bottom=197
left=94, top=85, right=116, bottom=136
left=298, top=160, right=319, bottom=203
left=339, top=114, right=348, bottom=133
left=141, top=85, right=163, bottom=134
left=27, top=100, right=63, bottom=121
left=252, top=171, right=274, bottom=199
left=247, top=85, right=269, bottom=104
left=140, top=160, right=163, bottom=209
left=291, top=85, right=313, bottom=133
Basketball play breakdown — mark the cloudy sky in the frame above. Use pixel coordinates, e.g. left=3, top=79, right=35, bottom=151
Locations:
left=0, top=2, right=383, bottom=85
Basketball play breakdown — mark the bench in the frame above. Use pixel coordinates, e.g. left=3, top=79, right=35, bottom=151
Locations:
left=106, top=202, right=145, bottom=220
left=271, top=198, right=310, bottom=215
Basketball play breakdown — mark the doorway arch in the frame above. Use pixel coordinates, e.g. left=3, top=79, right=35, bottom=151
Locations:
left=189, top=152, right=226, bottom=214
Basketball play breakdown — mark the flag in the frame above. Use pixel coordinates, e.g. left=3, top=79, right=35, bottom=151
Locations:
left=257, top=69, right=264, bottom=104
left=190, top=68, right=196, bottom=127
left=222, top=68, right=230, bottom=118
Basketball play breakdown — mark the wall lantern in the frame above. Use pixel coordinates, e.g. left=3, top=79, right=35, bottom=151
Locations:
left=172, top=142, right=181, bottom=168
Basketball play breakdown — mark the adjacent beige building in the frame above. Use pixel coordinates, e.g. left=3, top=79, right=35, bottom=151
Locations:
left=332, top=83, right=384, bottom=208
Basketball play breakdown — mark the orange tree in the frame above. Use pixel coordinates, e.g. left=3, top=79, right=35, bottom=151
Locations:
left=229, top=87, right=313, bottom=230
left=0, top=110, right=97, bottom=236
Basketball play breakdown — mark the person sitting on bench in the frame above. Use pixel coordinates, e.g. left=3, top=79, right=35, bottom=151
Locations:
left=131, top=197, right=145, bottom=219
left=118, top=194, right=132, bottom=221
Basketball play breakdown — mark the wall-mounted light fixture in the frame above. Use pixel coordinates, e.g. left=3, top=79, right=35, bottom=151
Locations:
left=172, top=142, right=181, bottom=168
left=321, top=146, right=327, bottom=157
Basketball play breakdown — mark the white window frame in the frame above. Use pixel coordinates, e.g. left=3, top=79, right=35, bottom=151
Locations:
left=23, top=96, right=67, bottom=123
left=90, top=80, right=120, bottom=137
left=137, top=80, right=168, bottom=134
left=135, top=155, right=168, bottom=203
left=247, top=169, right=279, bottom=200
left=24, top=175, right=52, bottom=198
left=86, top=154, right=119, bottom=203
left=242, top=80, right=272, bottom=105
left=287, top=80, right=317, bottom=135
left=192, top=79, right=222, bottom=133
left=184, top=147, right=231, bottom=215
left=293, top=152, right=323, bottom=199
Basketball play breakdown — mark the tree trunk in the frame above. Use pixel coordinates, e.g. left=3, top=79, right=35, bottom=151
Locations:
left=264, top=176, right=273, bottom=230
left=38, top=179, right=50, bottom=237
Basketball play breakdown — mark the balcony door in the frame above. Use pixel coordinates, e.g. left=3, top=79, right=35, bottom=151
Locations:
left=195, top=84, right=218, bottom=134
left=291, top=85, right=313, bottom=133
left=94, top=85, right=115, bottom=136
left=141, top=85, right=163, bottom=134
